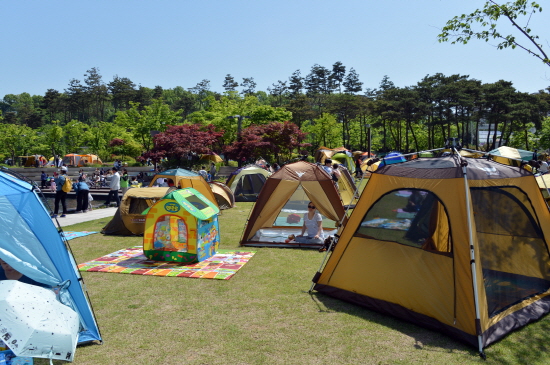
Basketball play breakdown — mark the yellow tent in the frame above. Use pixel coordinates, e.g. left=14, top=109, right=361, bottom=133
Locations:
left=313, top=155, right=550, bottom=355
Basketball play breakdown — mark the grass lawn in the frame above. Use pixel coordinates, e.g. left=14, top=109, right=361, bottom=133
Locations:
left=37, top=202, right=550, bottom=365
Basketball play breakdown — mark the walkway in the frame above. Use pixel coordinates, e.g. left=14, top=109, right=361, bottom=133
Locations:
left=51, top=207, right=118, bottom=227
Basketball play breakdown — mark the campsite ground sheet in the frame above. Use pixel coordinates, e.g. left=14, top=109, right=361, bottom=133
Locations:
left=78, top=246, right=256, bottom=280
left=62, top=231, right=98, bottom=240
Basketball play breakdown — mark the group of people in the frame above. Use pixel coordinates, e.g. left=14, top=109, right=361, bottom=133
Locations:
left=50, top=169, right=92, bottom=218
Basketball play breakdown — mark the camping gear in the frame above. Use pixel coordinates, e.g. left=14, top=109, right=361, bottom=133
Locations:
left=148, top=168, right=218, bottom=207
left=209, top=181, right=235, bottom=210
left=240, top=161, right=346, bottom=248
left=102, top=187, right=172, bottom=235
left=311, top=152, right=550, bottom=356
left=62, top=154, right=102, bottom=167
left=143, top=188, right=220, bottom=263
left=225, top=164, right=271, bottom=202
left=19, top=155, right=47, bottom=167
left=0, top=168, right=102, bottom=346
left=332, top=165, right=359, bottom=206
left=78, top=246, right=255, bottom=280
left=378, top=151, right=406, bottom=166
left=331, top=152, right=356, bottom=174
left=0, top=281, right=79, bottom=362
left=199, top=153, right=223, bottom=163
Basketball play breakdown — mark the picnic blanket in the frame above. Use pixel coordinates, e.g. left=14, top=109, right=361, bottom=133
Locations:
left=62, top=231, right=98, bottom=240
left=78, top=246, right=256, bottom=280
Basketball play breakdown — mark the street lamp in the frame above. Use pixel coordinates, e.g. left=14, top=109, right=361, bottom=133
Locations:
left=227, top=115, right=250, bottom=167
left=365, top=124, right=371, bottom=158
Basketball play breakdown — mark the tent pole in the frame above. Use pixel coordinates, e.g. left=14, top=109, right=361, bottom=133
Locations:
left=458, top=150, right=485, bottom=358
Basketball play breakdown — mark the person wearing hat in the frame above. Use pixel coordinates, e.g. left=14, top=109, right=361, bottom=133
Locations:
left=103, top=167, right=121, bottom=207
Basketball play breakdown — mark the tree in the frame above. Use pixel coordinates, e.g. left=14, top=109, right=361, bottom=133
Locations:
left=115, top=99, right=182, bottom=153
left=224, top=121, right=309, bottom=163
left=84, top=67, right=110, bottom=121
left=64, top=120, right=88, bottom=153
left=108, top=76, right=136, bottom=112
left=142, top=124, right=223, bottom=167
left=343, top=68, right=363, bottom=94
left=241, top=77, right=257, bottom=96
left=0, top=123, right=35, bottom=165
left=268, top=80, right=288, bottom=107
left=288, top=70, right=304, bottom=97
left=438, top=1, right=549, bottom=67
left=329, top=61, right=346, bottom=93
left=302, top=113, right=341, bottom=149
left=223, top=74, right=239, bottom=91
left=188, top=79, right=211, bottom=110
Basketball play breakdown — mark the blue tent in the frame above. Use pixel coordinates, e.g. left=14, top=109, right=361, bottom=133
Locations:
left=0, top=170, right=102, bottom=345
left=378, top=152, right=407, bottom=167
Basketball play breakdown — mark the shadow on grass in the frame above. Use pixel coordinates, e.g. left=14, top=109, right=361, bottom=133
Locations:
left=307, top=291, right=550, bottom=363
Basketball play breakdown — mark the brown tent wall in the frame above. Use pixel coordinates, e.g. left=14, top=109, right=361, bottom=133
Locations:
left=314, top=156, right=550, bottom=350
left=240, top=161, right=346, bottom=248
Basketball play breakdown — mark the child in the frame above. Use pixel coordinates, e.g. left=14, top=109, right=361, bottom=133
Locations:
left=49, top=177, right=56, bottom=192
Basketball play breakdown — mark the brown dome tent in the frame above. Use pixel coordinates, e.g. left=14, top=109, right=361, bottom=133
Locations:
left=240, top=161, right=346, bottom=248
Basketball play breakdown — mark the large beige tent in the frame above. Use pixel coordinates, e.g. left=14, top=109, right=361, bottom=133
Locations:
left=312, top=153, right=550, bottom=355
left=240, top=161, right=346, bottom=248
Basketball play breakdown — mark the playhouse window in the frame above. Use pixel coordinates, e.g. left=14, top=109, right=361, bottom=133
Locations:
left=355, top=189, right=452, bottom=253
left=153, top=215, right=188, bottom=252
left=471, top=186, right=550, bottom=317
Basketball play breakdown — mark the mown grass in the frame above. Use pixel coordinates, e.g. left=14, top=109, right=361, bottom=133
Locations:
left=36, top=202, right=550, bottom=365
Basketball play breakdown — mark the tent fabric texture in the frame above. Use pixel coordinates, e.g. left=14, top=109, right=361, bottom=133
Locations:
left=240, top=161, right=346, bottom=248
left=0, top=169, right=102, bottom=346
left=312, top=154, right=550, bottom=352
left=148, top=168, right=218, bottom=207
left=101, top=187, right=172, bottom=235
left=225, top=165, right=271, bottom=202
left=209, top=181, right=235, bottom=210
left=331, top=152, right=356, bottom=174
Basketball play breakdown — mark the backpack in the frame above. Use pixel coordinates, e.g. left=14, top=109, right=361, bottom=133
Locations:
left=61, top=176, right=72, bottom=193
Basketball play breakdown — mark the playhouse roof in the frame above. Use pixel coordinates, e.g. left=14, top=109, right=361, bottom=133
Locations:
left=149, top=188, right=220, bottom=220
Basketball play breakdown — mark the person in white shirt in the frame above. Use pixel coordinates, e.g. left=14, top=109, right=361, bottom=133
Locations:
left=539, top=160, right=549, bottom=174
left=103, top=167, right=121, bottom=207
left=295, top=202, right=324, bottom=244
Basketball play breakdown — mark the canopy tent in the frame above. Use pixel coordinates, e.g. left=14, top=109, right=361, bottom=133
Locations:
left=225, top=165, right=271, bottom=202
left=209, top=181, right=235, bottom=210
left=240, top=161, right=346, bottom=248
left=101, top=187, right=172, bottom=235
left=312, top=154, right=550, bottom=355
left=149, top=168, right=217, bottom=207
left=0, top=169, right=102, bottom=346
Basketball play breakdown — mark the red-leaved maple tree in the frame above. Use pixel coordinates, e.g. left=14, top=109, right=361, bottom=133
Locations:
left=140, top=124, right=223, bottom=166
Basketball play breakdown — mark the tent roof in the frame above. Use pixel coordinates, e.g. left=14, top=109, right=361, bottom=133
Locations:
left=270, top=160, right=333, bottom=181
left=375, top=156, right=533, bottom=180
left=156, top=168, right=199, bottom=177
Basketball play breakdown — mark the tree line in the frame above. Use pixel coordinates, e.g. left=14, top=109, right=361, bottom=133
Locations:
left=1, top=63, right=550, bottom=167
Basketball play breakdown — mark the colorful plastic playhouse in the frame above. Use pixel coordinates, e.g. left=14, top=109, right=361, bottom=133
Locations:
left=143, top=188, right=220, bottom=263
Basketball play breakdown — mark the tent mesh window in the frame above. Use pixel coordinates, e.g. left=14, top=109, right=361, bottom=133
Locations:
left=354, top=189, right=452, bottom=253
left=273, top=185, right=335, bottom=228
left=471, top=187, right=550, bottom=317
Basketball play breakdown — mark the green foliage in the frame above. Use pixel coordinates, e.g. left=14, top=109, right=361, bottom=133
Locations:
left=115, top=98, right=182, bottom=153
left=438, top=1, right=549, bottom=66
left=303, top=113, right=342, bottom=148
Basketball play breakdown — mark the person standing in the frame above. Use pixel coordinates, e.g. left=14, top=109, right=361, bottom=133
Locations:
left=198, top=166, right=208, bottom=181
left=120, top=168, right=129, bottom=196
left=52, top=170, right=69, bottom=218
left=209, top=163, right=217, bottom=180
left=73, top=175, right=90, bottom=213
left=40, top=170, right=48, bottom=189
left=104, top=167, right=121, bottom=207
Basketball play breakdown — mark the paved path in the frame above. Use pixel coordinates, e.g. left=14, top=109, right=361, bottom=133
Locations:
left=51, top=207, right=118, bottom=227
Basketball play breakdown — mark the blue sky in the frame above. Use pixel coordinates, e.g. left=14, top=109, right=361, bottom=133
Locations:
left=1, top=0, right=548, bottom=97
